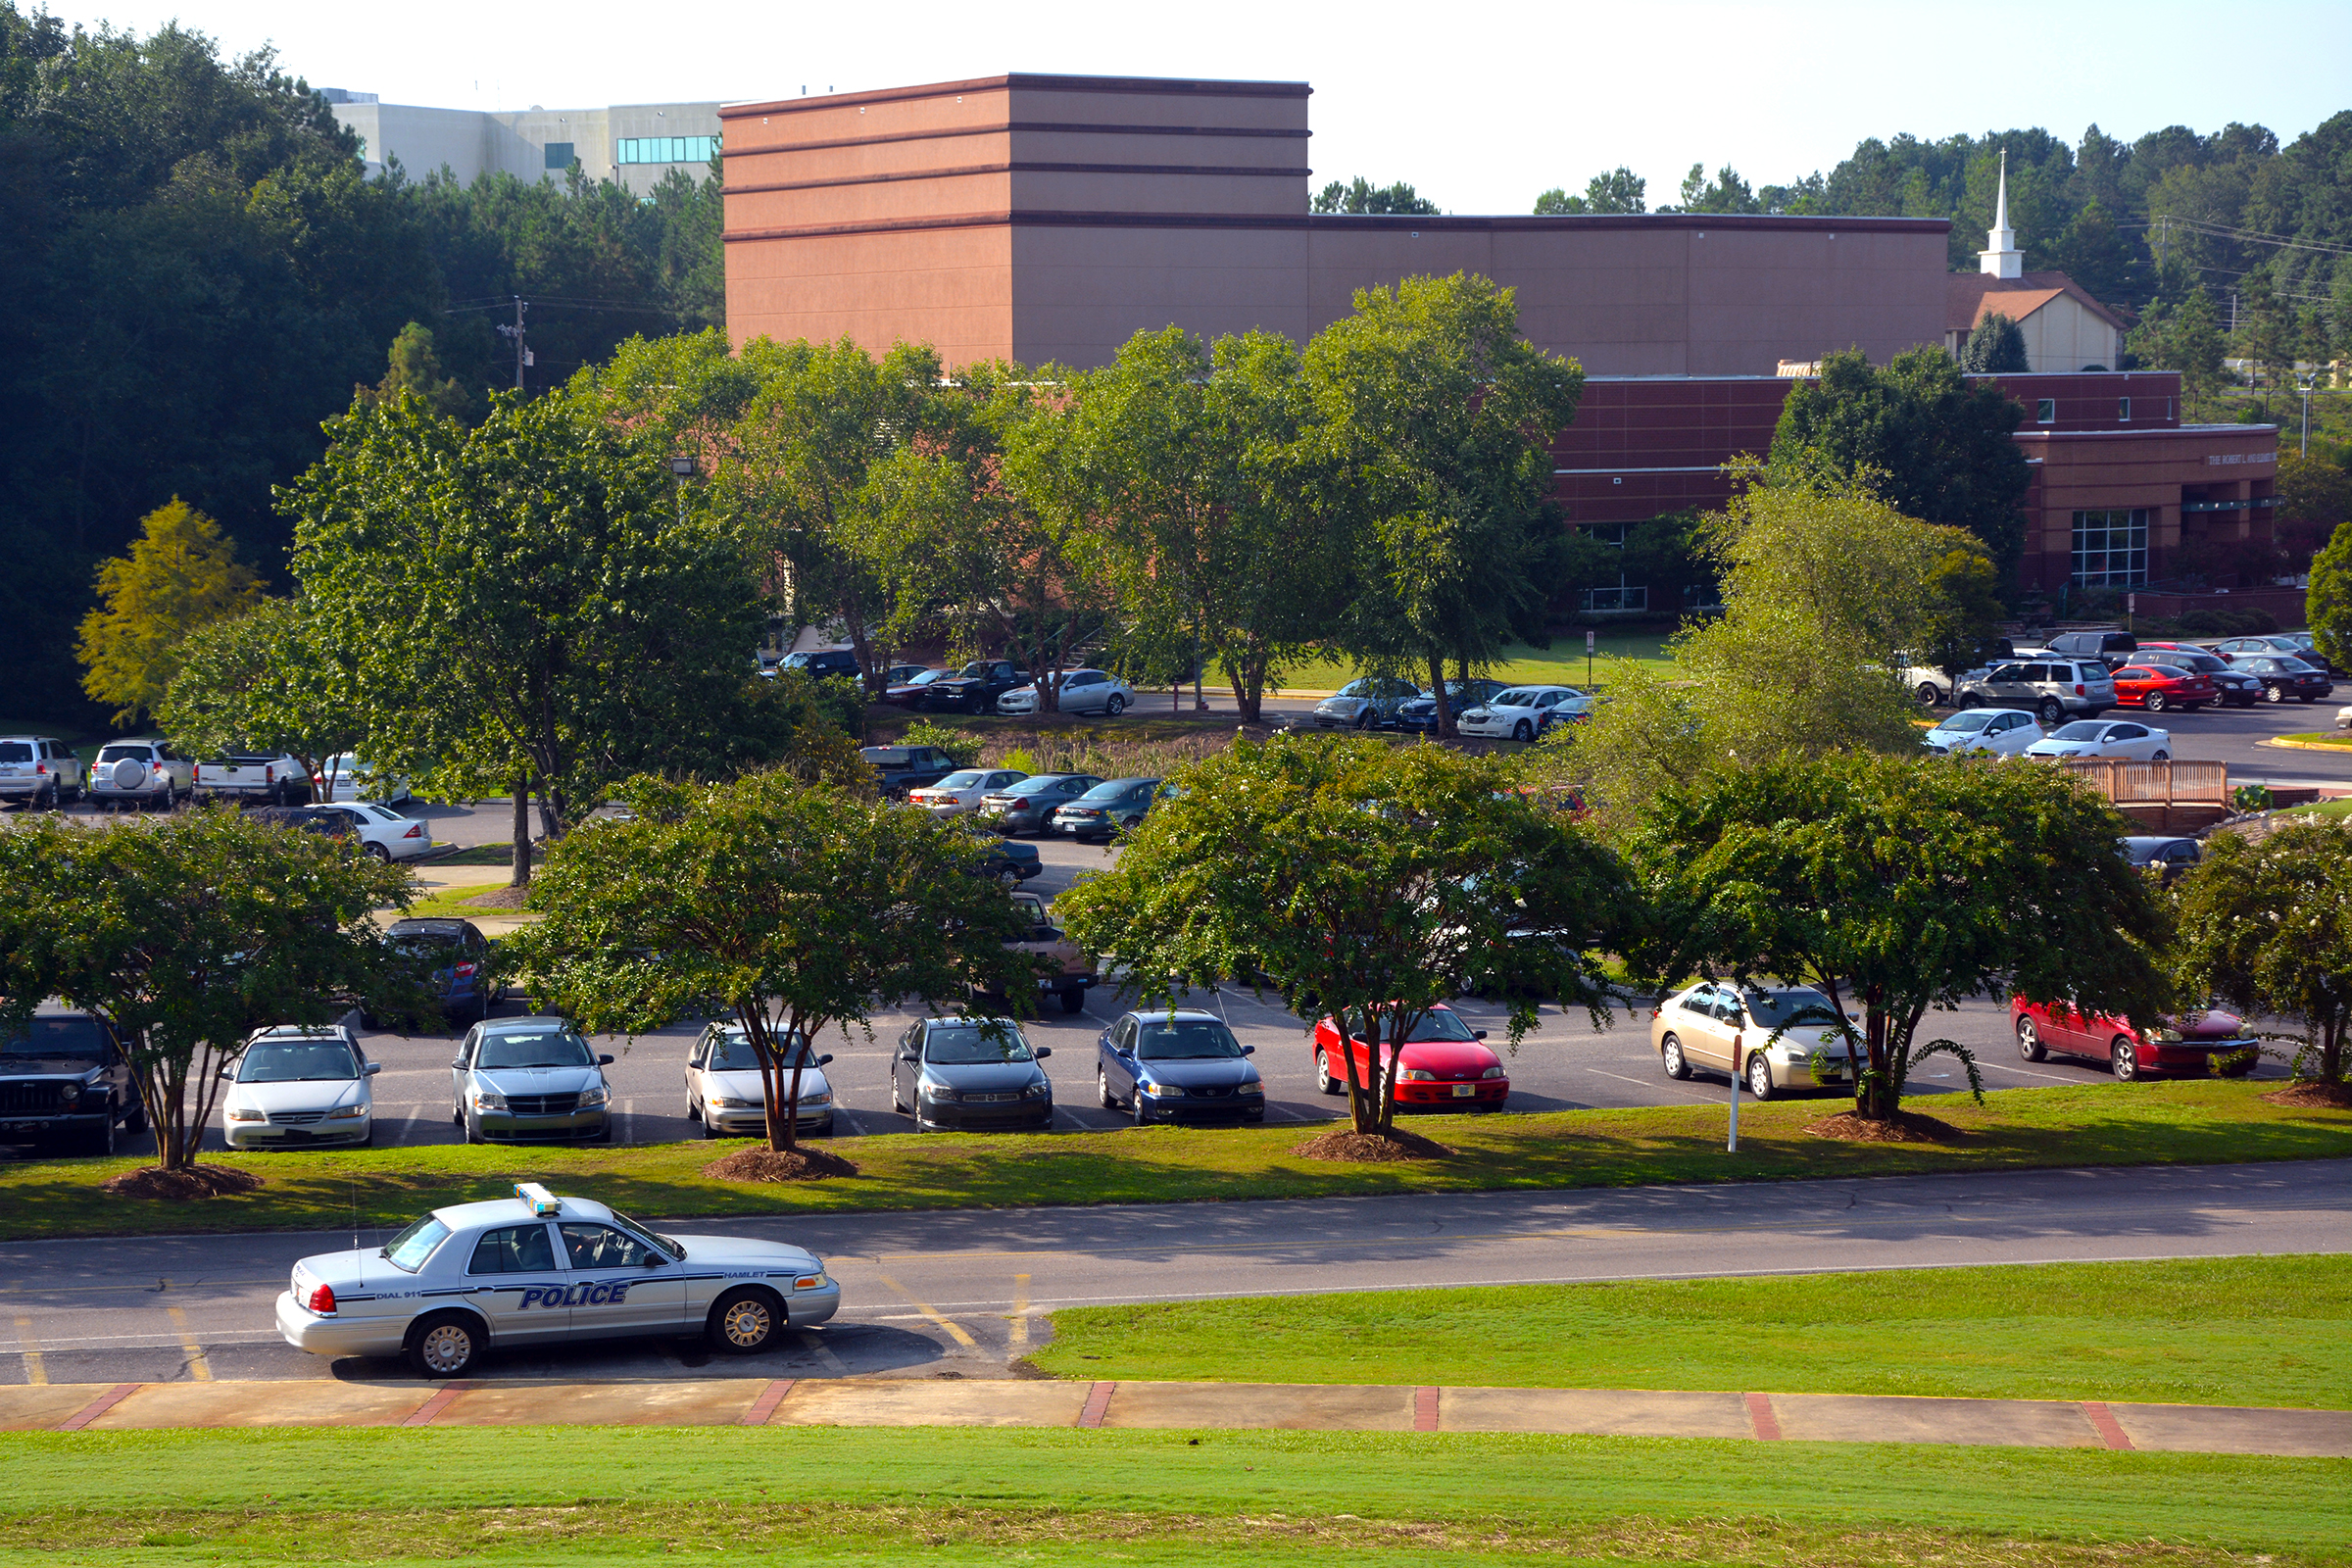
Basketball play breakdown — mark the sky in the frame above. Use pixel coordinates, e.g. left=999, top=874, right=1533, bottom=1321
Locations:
left=68, top=0, right=2352, bottom=214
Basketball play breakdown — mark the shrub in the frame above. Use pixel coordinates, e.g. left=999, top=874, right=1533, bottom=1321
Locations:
left=2168, top=608, right=2280, bottom=637
left=903, top=719, right=982, bottom=766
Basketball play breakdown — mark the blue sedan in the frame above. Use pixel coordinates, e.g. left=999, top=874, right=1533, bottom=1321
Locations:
left=1096, top=1009, right=1266, bottom=1124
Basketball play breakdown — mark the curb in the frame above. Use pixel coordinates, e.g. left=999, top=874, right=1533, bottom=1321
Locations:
left=2259, top=736, right=2352, bottom=752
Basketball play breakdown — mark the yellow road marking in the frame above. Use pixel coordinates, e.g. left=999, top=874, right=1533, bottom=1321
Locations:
left=1007, top=1273, right=1030, bottom=1347
left=795, top=1329, right=848, bottom=1374
left=875, top=1273, right=977, bottom=1348
left=14, top=1316, right=44, bottom=1386
left=167, top=1306, right=213, bottom=1381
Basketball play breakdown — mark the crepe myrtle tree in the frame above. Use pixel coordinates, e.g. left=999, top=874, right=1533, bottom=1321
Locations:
left=1625, top=750, right=2171, bottom=1122
left=2174, top=820, right=2352, bottom=1093
left=500, top=770, right=1037, bottom=1152
left=0, top=808, right=416, bottom=1170
left=1052, top=733, right=1626, bottom=1136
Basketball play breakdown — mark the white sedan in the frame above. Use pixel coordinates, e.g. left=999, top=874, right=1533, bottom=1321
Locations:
left=276, top=1182, right=839, bottom=1377
left=1456, top=686, right=1593, bottom=742
left=2024, top=719, right=2173, bottom=762
left=906, top=767, right=1027, bottom=817
left=995, top=668, right=1135, bottom=717
left=310, top=801, right=436, bottom=861
left=1921, top=708, right=2043, bottom=756
left=685, top=1022, right=835, bottom=1139
left=222, top=1025, right=379, bottom=1149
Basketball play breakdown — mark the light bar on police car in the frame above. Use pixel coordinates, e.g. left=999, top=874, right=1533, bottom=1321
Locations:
left=514, top=1181, right=562, bottom=1215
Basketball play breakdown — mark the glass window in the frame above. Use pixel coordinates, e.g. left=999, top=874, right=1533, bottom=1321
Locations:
left=1135, top=1020, right=1246, bottom=1059
left=922, top=1023, right=1035, bottom=1063
left=707, top=1031, right=810, bottom=1071
left=2119, top=397, right=2132, bottom=422
left=2037, top=399, right=2056, bottom=423
left=468, top=1224, right=556, bottom=1274
left=0, top=742, right=30, bottom=762
left=1740, top=990, right=1835, bottom=1026
left=938, top=770, right=986, bottom=788
left=475, top=1029, right=595, bottom=1069
left=543, top=141, right=574, bottom=171
left=2071, top=509, right=2148, bottom=588
left=1939, top=712, right=1995, bottom=733
left=383, top=1215, right=452, bottom=1272
left=561, top=1223, right=655, bottom=1270
left=238, top=1042, right=359, bottom=1082
left=1372, top=1009, right=1479, bottom=1042
left=2052, top=721, right=2105, bottom=739
left=1, top=1017, right=108, bottom=1060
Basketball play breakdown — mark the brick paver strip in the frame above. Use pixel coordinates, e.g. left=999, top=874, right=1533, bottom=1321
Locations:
left=2081, top=1400, right=2134, bottom=1450
left=53, top=1383, right=140, bottom=1433
left=741, top=1379, right=793, bottom=1427
left=401, top=1381, right=471, bottom=1428
left=1414, top=1387, right=1440, bottom=1432
left=1078, top=1381, right=1115, bottom=1429
left=1743, top=1392, right=1783, bottom=1441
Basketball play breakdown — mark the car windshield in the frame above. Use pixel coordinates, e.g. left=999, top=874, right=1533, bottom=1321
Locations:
left=2277, top=657, right=2318, bottom=672
left=607, top=1206, right=683, bottom=1260
left=2122, top=841, right=2180, bottom=865
left=923, top=1024, right=1035, bottom=1063
left=382, top=1214, right=451, bottom=1273
left=938, top=771, right=987, bottom=789
left=956, top=662, right=994, bottom=679
left=708, top=1032, right=812, bottom=1071
left=1939, top=711, right=1995, bottom=733
left=862, top=748, right=914, bottom=765
left=239, top=1042, right=359, bottom=1082
left=1741, top=989, right=1838, bottom=1025
left=1491, top=689, right=1538, bottom=707
left=1078, top=780, right=1143, bottom=803
left=1367, top=1010, right=1478, bottom=1043
left=1003, top=776, right=1070, bottom=796
left=475, top=1029, right=595, bottom=1069
left=1136, top=1020, right=1246, bottom=1059
left=0, top=1017, right=108, bottom=1059
left=2051, top=722, right=2106, bottom=740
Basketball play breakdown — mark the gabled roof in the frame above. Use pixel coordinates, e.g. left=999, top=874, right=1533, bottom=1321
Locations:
left=1947, top=270, right=2129, bottom=334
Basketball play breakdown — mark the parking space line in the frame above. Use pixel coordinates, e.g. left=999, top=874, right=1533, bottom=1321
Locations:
left=621, top=1098, right=636, bottom=1146
left=875, top=1273, right=977, bottom=1348
left=166, top=1306, right=213, bottom=1381
left=14, top=1316, right=45, bottom=1385
left=1582, top=1066, right=1723, bottom=1102
left=1007, top=1274, right=1030, bottom=1347
left=795, top=1329, right=849, bottom=1373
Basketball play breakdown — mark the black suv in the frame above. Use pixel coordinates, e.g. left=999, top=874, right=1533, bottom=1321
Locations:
left=861, top=744, right=961, bottom=800
left=920, top=661, right=1026, bottom=714
left=2045, top=630, right=2138, bottom=669
left=1, top=1009, right=143, bottom=1155
left=780, top=648, right=863, bottom=681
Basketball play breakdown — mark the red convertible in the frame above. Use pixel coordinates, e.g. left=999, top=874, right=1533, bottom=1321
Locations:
left=1310, top=1003, right=1510, bottom=1109
left=2010, top=996, right=2258, bottom=1082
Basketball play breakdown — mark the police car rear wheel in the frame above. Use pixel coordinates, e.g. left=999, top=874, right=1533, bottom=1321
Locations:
left=709, top=1289, right=780, bottom=1353
left=408, top=1312, right=480, bottom=1378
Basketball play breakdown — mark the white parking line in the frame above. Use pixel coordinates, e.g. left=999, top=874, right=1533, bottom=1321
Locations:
left=1582, top=1066, right=1725, bottom=1102
left=621, top=1098, right=636, bottom=1146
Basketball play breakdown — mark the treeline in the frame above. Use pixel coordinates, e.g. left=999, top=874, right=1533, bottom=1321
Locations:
left=0, top=5, right=722, bottom=722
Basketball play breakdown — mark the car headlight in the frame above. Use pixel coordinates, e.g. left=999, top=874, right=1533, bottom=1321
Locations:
left=472, top=1089, right=509, bottom=1110
left=1398, top=1068, right=1437, bottom=1082
left=577, top=1085, right=611, bottom=1108
left=58, top=1081, right=81, bottom=1102
left=710, top=1095, right=755, bottom=1108
left=920, top=1080, right=958, bottom=1102
left=325, top=1104, right=365, bottom=1119
left=1236, top=1080, right=1264, bottom=1095
left=1142, top=1080, right=1184, bottom=1098
left=226, top=1107, right=266, bottom=1122
left=2146, top=1026, right=2183, bottom=1042
left=1480, top=1065, right=1506, bottom=1080
left=798, top=1091, right=832, bottom=1106
left=793, top=1273, right=828, bottom=1290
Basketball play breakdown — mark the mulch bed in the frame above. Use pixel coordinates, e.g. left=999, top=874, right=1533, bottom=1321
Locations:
left=100, top=1164, right=266, bottom=1200
left=703, top=1146, right=860, bottom=1183
left=2262, top=1080, right=2352, bottom=1109
left=1806, top=1110, right=1968, bottom=1145
left=463, top=884, right=533, bottom=909
left=1291, top=1127, right=1455, bottom=1163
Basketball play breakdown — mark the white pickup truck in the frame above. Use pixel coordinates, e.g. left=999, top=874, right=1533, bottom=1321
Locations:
left=195, top=753, right=310, bottom=806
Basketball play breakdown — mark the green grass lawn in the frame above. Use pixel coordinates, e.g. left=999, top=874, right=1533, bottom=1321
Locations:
left=390, top=882, right=529, bottom=921
left=1032, top=1254, right=2352, bottom=1411
left=2276, top=732, right=2352, bottom=749
left=4, top=1080, right=2345, bottom=1242
left=1275, top=631, right=1683, bottom=693
left=0, top=1426, right=2340, bottom=1567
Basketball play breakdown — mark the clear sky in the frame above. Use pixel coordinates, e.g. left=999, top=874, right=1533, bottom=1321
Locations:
left=72, top=0, right=2352, bottom=215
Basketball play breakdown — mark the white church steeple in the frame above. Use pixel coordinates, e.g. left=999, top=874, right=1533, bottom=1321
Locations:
left=1979, top=151, right=2022, bottom=278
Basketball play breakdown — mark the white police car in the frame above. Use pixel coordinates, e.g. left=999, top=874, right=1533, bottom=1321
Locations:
left=275, top=1183, right=840, bottom=1377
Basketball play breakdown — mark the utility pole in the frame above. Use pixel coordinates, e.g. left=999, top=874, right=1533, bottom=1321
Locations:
left=2299, top=371, right=2317, bottom=458
left=496, top=297, right=532, bottom=392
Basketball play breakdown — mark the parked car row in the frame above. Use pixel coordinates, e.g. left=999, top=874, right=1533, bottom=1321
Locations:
left=1312, top=677, right=1594, bottom=741
left=1924, top=634, right=2333, bottom=716
left=879, top=661, right=1138, bottom=717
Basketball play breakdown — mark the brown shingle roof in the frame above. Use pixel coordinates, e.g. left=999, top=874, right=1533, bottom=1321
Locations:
left=1947, top=270, right=2129, bottom=335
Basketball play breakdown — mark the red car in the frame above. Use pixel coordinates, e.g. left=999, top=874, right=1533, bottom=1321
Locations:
left=883, top=667, right=954, bottom=707
left=2009, top=996, right=2259, bottom=1082
left=1310, top=1003, right=1510, bottom=1109
left=2108, top=663, right=2214, bottom=713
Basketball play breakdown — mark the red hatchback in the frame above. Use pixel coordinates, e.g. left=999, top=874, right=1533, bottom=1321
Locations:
left=1311, top=1004, right=1510, bottom=1109
left=2109, top=663, right=2215, bottom=714
left=2009, top=996, right=2258, bottom=1082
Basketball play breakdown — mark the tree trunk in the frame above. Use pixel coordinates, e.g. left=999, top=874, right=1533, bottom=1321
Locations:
left=1427, top=651, right=1454, bottom=739
left=1858, top=999, right=1894, bottom=1121
left=511, top=784, right=532, bottom=890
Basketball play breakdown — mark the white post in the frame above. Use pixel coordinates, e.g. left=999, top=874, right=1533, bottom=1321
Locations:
left=1728, top=1033, right=1741, bottom=1152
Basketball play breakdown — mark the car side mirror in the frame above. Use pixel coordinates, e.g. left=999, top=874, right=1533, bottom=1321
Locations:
left=1473, top=1030, right=1489, bottom=1041
left=364, top=1062, right=382, bottom=1076
left=641, top=1254, right=665, bottom=1268
left=217, top=1064, right=235, bottom=1080
left=817, top=1053, right=834, bottom=1066
left=1034, top=1047, right=1052, bottom=1059
left=898, top=1050, right=917, bottom=1062
left=450, top=1056, right=466, bottom=1070
left=597, top=1054, right=614, bottom=1066
left=1240, top=1043, right=1255, bottom=1055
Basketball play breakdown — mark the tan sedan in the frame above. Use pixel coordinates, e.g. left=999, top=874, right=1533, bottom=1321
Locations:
left=1649, top=982, right=1856, bottom=1100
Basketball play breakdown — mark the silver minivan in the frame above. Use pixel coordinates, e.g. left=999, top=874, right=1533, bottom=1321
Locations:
left=1956, top=660, right=2115, bottom=724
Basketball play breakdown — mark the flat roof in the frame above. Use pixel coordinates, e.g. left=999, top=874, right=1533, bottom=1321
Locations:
left=724, top=73, right=1314, bottom=121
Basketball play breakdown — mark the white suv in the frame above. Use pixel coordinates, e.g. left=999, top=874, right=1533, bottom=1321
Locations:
left=86, top=740, right=195, bottom=810
left=0, top=736, right=85, bottom=809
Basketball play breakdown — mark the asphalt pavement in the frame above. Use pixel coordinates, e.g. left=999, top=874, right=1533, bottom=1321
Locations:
left=4, top=1159, right=2343, bottom=1387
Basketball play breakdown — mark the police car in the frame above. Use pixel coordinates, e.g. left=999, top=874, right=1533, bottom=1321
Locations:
left=275, top=1183, right=840, bottom=1377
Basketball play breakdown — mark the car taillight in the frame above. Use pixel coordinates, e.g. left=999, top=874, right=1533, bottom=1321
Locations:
left=306, top=1282, right=336, bottom=1314
left=404, top=824, right=422, bottom=838
left=2076, top=684, right=2085, bottom=696
left=33, top=761, right=45, bottom=775
left=454, top=961, right=476, bottom=978
left=265, top=764, right=274, bottom=783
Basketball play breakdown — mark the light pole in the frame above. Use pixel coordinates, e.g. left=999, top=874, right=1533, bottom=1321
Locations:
left=2298, top=371, right=2317, bottom=459
left=669, top=454, right=696, bottom=525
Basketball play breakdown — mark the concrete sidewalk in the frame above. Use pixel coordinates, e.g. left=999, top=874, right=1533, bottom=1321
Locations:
left=3, top=1378, right=2343, bottom=1455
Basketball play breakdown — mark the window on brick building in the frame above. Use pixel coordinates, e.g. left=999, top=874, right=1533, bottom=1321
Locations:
left=2071, top=509, right=2148, bottom=587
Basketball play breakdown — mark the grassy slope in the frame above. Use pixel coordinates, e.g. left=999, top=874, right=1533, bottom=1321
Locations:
left=1274, top=631, right=1681, bottom=693
left=0, top=1427, right=2340, bottom=1566
left=4, top=1080, right=2346, bottom=1241
left=1030, top=1254, right=2352, bottom=1410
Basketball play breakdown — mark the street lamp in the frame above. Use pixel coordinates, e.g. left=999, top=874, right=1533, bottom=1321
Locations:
left=669, top=454, right=696, bottom=525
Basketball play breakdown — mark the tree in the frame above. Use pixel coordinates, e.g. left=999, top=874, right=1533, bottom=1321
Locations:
left=1959, top=312, right=2030, bottom=373
left=2174, top=821, right=2352, bottom=1097
left=157, top=595, right=368, bottom=798
left=501, top=771, right=1034, bottom=1152
left=0, top=807, right=414, bottom=1169
left=359, top=321, right=470, bottom=420
left=1534, top=167, right=1645, bottom=216
left=1053, top=734, right=1625, bottom=1137
left=1626, top=751, right=2171, bottom=1123
left=1312, top=177, right=1439, bottom=215
left=1666, top=164, right=1760, bottom=215
left=2129, top=286, right=2227, bottom=416
left=1298, top=272, right=1585, bottom=736
left=1770, top=347, right=2034, bottom=585
left=2304, top=520, right=2352, bottom=672
left=74, top=497, right=266, bottom=724
left=2044, top=199, right=2141, bottom=310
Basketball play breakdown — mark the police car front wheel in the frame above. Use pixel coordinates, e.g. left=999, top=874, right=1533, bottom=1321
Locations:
left=708, top=1288, right=782, bottom=1353
left=407, top=1310, right=482, bottom=1378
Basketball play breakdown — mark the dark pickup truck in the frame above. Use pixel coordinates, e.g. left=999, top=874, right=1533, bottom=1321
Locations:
left=919, top=660, right=1026, bottom=714
left=1, top=1009, right=144, bottom=1155
left=861, top=744, right=961, bottom=800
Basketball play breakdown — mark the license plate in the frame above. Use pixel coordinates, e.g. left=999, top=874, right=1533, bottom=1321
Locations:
left=1451, top=1084, right=1476, bottom=1098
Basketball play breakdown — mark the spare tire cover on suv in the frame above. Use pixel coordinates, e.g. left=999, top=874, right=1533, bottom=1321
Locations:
left=110, top=758, right=149, bottom=790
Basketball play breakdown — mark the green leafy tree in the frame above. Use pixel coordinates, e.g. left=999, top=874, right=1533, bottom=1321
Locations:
left=1770, top=347, right=2034, bottom=584
left=1534, top=167, right=1646, bottom=216
left=501, top=772, right=1034, bottom=1151
left=2174, top=821, right=2352, bottom=1094
left=1298, top=272, right=1585, bottom=735
left=157, top=595, right=368, bottom=798
left=0, top=808, right=415, bottom=1169
left=359, top=321, right=471, bottom=420
left=1920, top=548, right=2011, bottom=680
left=2129, top=286, right=2228, bottom=416
left=75, top=498, right=266, bottom=725
left=1053, top=734, right=1626, bottom=1136
left=1312, top=177, right=1439, bottom=215
left=2044, top=199, right=2141, bottom=310
left=1666, top=164, right=1760, bottom=214
left=2305, top=520, right=2352, bottom=671
left=1627, top=751, right=2171, bottom=1123
left=1960, top=312, right=2030, bottom=373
